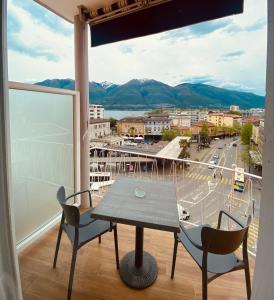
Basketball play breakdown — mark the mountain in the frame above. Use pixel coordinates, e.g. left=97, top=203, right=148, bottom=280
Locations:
left=34, top=78, right=265, bottom=110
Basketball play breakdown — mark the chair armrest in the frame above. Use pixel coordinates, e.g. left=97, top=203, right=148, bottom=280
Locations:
left=66, top=190, right=92, bottom=207
left=179, top=223, right=204, bottom=251
left=217, top=210, right=244, bottom=229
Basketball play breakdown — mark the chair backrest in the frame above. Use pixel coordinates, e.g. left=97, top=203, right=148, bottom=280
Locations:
left=57, top=186, right=80, bottom=227
left=201, top=226, right=249, bottom=255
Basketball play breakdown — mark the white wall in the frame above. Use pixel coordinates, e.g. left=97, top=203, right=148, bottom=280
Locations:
left=251, top=1, right=274, bottom=299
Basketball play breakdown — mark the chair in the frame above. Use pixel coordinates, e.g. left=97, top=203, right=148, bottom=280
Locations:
left=53, top=186, right=119, bottom=300
left=171, top=210, right=251, bottom=300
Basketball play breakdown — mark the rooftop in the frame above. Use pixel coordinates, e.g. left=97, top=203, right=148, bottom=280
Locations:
left=89, top=118, right=111, bottom=124
left=118, top=117, right=145, bottom=123
left=192, top=121, right=215, bottom=128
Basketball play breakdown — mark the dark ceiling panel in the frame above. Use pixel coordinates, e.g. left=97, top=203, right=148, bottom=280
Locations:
left=90, top=0, right=244, bottom=47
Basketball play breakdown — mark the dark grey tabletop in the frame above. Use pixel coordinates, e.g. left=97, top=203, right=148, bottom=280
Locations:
left=91, top=177, right=180, bottom=233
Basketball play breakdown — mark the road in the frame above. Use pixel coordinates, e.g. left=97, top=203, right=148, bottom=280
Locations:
left=176, top=137, right=261, bottom=253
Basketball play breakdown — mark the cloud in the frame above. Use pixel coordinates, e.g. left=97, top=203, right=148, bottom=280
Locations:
left=11, top=0, right=73, bottom=36
left=7, top=0, right=73, bottom=63
left=7, top=0, right=267, bottom=97
left=119, top=44, right=133, bottom=54
left=222, top=51, right=245, bottom=58
left=161, top=19, right=232, bottom=41
left=224, top=18, right=266, bottom=34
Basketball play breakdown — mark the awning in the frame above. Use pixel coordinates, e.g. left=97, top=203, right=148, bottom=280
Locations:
left=35, top=0, right=244, bottom=47
left=89, top=0, right=244, bottom=47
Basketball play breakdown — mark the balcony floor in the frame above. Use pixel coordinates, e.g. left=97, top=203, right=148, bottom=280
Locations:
left=19, top=198, right=254, bottom=300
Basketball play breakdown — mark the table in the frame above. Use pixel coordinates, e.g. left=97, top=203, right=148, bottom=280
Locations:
left=91, top=176, right=180, bottom=289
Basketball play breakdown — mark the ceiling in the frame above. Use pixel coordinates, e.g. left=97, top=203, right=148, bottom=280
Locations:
left=34, top=0, right=118, bottom=23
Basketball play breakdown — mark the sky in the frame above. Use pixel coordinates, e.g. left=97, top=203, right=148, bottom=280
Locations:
left=7, top=0, right=267, bottom=95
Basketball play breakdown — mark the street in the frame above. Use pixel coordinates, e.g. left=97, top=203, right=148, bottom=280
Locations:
left=176, top=137, right=261, bottom=254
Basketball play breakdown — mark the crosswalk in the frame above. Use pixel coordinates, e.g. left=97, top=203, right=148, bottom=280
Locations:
left=185, top=172, right=233, bottom=185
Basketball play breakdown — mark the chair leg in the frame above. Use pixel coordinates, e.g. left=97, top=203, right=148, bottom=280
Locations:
left=202, top=269, right=208, bottom=300
left=98, top=235, right=101, bottom=244
left=113, top=225, right=119, bottom=269
left=67, top=248, right=78, bottom=300
left=171, top=235, right=178, bottom=279
left=245, top=264, right=251, bottom=300
left=53, top=224, right=63, bottom=268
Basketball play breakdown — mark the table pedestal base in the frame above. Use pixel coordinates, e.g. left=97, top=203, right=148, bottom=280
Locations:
left=119, top=250, right=158, bottom=289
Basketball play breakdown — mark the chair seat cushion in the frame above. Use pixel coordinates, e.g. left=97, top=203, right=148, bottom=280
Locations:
left=178, top=225, right=243, bottom=274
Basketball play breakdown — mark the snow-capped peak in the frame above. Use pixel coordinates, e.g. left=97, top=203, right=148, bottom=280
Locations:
left=100, top=81, right=114, bottom=89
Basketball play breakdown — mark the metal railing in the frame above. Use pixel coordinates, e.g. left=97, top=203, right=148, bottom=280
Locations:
left=90, top=146, right=262, bottom=256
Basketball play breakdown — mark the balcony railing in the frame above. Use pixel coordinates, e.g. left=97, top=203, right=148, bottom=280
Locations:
left=8, top=82, right=80, bottom=247
left=90, top=146, right=262, bottom=256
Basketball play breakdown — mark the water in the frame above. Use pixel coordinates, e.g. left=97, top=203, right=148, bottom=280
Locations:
left=104, top=110, right=150, bottom=120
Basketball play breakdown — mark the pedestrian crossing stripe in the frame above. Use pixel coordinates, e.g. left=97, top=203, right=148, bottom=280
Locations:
left=185, top=172, right=233, bottom=186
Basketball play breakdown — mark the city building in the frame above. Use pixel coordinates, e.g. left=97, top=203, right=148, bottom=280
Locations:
left=191, top=121, right=216, bottom=135
left=207, top=112, right=224, bottom=127
left=89, top=104, right=104, bottom=119
left=144, top=116, right=171, bottom=136
left=258, top=119, right=265, bottom=157
left=242, top=116, right=261, bottom=126
left=169, top=112, right=191, bottom=128
left=249, top=108, right=265, bottom=118
left=89, top=119, right=111, bottom=139
left=223, top=114, right=242, bottom=127
left=117, top=117, right=145, bottom=136
left=230, top=105, right=240, bottom=112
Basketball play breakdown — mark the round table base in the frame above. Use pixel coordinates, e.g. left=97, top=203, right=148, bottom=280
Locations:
left=119, top=250, right=158, bottom=289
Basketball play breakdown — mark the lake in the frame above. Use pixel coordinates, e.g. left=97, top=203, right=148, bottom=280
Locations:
left=104, top=110, right=151, bottom=119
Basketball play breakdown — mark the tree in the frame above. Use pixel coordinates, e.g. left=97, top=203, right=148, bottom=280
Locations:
left=200, top=124, right=211, bottom=146
left=109, top=118, right=117, bottom=129
left=226, top=110, right=242, bottom=116
left=241, top=123, right=253, bottom=145
left=162, top=128, right=180, bottom=141
left=183, top=131, right=192, bottom=139
left=179, top=139, right=190, bottom=159
left=241, top=145, right=252, bottom=172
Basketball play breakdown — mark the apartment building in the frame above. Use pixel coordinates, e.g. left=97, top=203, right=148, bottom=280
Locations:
left=169, top=113, right=191, bottom=128
left=144, top=116, right=171, bottom=136
left=89, top=104, right=104, bottom=119
left=230, top=105, right=240, bottom=112
left=223, top=114, right=242, bottom=127
left=89, top=119, right=111, bottom=139
left=117, top=117, right=145, bottom=136
left=207, top=112, right=224, bottom=127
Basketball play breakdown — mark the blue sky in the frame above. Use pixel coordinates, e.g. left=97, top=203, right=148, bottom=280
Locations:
left=7, top=0, right=267, bottom=95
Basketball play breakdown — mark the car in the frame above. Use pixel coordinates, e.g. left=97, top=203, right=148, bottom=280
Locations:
left=208, top=160, right=217, bottom=169
left=213, top=154, right=219, bottom=159
left=181, top=209, right=190, bottom=221
left=218, top=145, right=223, bottom=149
left=178, top=205, right=191, bottom=221
left=232, top=143, right=237, bottom=147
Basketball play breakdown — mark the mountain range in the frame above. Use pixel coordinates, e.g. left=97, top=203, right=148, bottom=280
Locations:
left=34, top=78, right=265, bottom=110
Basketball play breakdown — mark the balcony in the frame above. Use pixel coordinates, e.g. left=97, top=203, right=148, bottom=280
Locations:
left=13, top=96, right=260, bottom=299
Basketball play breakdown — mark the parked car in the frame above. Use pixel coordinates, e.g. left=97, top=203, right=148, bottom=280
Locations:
left=178, top=205, right=191, bottom=221
left=182, top=209, right=190, bottom=221
left=213, top=154, right=219, bottom=159
left=233, top=143, right=237, bottom=147
left=218, top=145, right=223, bottom=149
